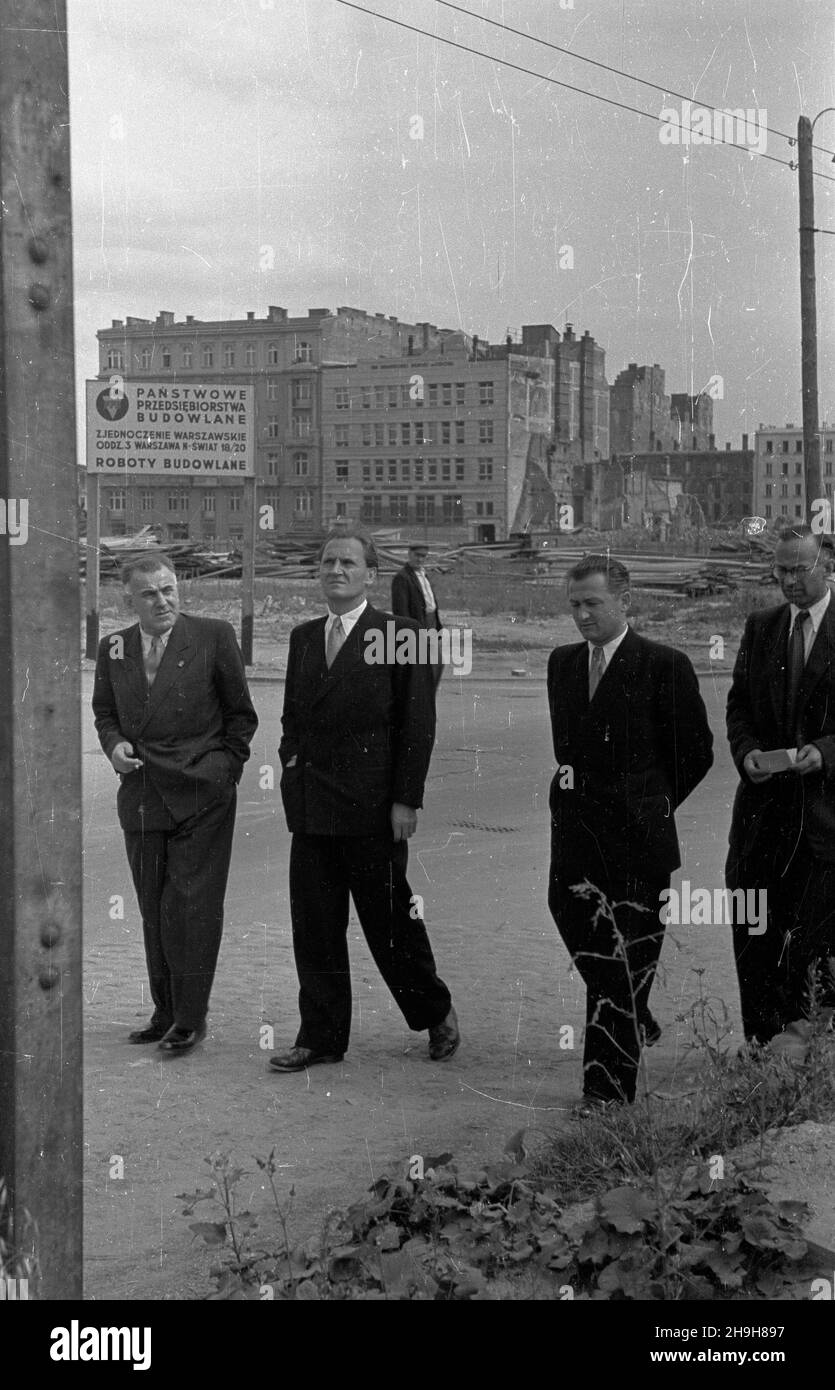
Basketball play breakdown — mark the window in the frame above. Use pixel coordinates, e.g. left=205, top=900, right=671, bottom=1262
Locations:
left=294, top=489, right=313, bottom=515
left=796, top=440, right=803, bottom=452
left=827, top=439, right=833, bottom=453
left=796, top=461, right=803, bottom=475
left=335, top=502, right=348, bottom=517
left=267, top=343, right=279, bottom=366
left=335, top=461, right=349, bottom=481
left=765, top=440, right=773, bottom=454
left=293, top=452, right=309, bottom=477
left=161, top=349, right=171, bottom=369
left=106, top=348, right=123, bottom=370
left=765, top=484, right=772, bottom=498
left=245, top=343, right=257, bottom=367
left=374, top=424, right=384, bottom=447
left=441, top=461, right=451, bottom=482
left=223, top=344, right=235, bottom=367
left=263, top=489, right=280, bottom=514
left=389, top=495, right=409, bottom=522
left=362, top=424, right=372, bottom=447
left=292, top=414, right=310, bottom=438
left=795, top=483, right=802, bottom=496
left=362, top=388, right=372, bottom=409
left=335, top=387, right=350, bottom=410
left=414, top=462, right=424, bottom=483
left=107, top=489, right=126, bottom=512
left=764, top=504, right=772, bottom=518
left=139, top=348, right=152, bottom=369
left=140, top=490, right=153, bottom=511
left=375, top=463, right=384, bottom=482
left=401, top=423, right=410, bottom=446
left=295, top=341, right=312, bottom=363
left=374, top=387, right=385, bottom=409
left=292, top=379, right=311, bottom=404
left=361, top=462, right=371, bottom=483
left=361, top=495, right=382, bottom=522
left=782, top=440, right=789, bottom=454
left=455, top=460, right=464, bottom=481
left=479, top=381, right=494, bottom=406
left=201, top=345, right=214, bottom=367
left=455, top=421, right=465, bottom=445
left=423, top=421, right=435, bottom=444
left=428, top=462, right=438, bottom=482
left=765, top=462, right=773, bottom=476
left=827, top=460, right=833, bottom=477
left=442, top=494, right=463, bottom=524
left=388, top=462, right=398, bottom=482
left=388, top=423, right=398, bottom=446
left=182, top=344, right=193, bottom=367
left=428, top=384, right=438, bottom=408
left=442, top=383, right=452, bottom=407
left=267, top=416, right=280, bottom=438
left=781, top=484, right=788, bottom=497
left=400, top=386, right=411, bottom=409
left=478, top=459, right=493, bottom=482
left=168, top=490, right=189, bottom=512
left=795, top=505, right=803, bottom=517
left=267, top=452, right=280, bottom=475
left=416, top=495, right=435, bottom=522
left=401, top=462, right=411, bottom=482
left=456, top=383, right=465, bottom=407
left=335, top=425, right=349, bottom=448
left=441, top=422, right=451, bottom=445
left=479, top=420, right=494, bottom=444
left=266, top=379, right=280, bottom=401
left=387, top=387, right=398, bottom=408
left=202, top=491, right=215, bottom=514
left=229, top=490, right=242, bottom=513
left=475, top=501, right=495, bottom=516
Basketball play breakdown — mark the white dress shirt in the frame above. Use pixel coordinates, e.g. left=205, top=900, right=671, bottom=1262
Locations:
left=140, top=626, right=173, bottom=657
left=788, top=588, right=830, bottom=662
left=412, top=566, right=437, bottom=613
left=587, top=623, right=629, bottom=675
left=324, top=598, right=368, bottom=654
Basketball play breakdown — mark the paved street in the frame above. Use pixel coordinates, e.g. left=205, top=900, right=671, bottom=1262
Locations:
left=82, top=664, right=739, bottom=1299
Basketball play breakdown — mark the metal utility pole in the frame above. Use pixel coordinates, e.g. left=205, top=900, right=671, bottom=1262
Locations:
left=0, top=0, right=83, bottom=1298
left=798, top=115, right=823, bottom=518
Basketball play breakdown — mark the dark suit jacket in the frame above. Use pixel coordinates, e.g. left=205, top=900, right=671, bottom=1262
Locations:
left=391, top=566, right=443, bottom=630
left=727, top=598, right=835, bottom=871
left=93, top=613, right=258, bottom=830
left=547, top=626, right=713, bottom=882
left=279, top=604, right=436, bottom=836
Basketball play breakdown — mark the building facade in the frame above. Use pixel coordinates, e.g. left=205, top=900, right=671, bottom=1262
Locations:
left=753, top=423, right=835, bottom=526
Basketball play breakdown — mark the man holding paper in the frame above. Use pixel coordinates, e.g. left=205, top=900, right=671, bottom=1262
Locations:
left=726, top=524, right=835, bottom=1042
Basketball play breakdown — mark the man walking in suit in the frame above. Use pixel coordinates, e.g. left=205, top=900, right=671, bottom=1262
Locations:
left=547, top=555, right=712, bottom=1112
left=269, top=528, right=459, bottom=1072
left=92, top=556, right=258, bottom=1053
left=727, top=524, right=835, bottom=1043
left=391, top=543, right=444, bottom=689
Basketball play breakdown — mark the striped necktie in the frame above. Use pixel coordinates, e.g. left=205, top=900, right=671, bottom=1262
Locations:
left=144, top=635, right=164, bottom=687
left=589, top=644, right=605, bottom=701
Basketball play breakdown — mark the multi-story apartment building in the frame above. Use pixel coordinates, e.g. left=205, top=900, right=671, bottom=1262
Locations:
left=753, top=423, right=835, bottom=526
left=610, top=363, right=675, bottom=455
left=94, top=305, right=449, bottom=541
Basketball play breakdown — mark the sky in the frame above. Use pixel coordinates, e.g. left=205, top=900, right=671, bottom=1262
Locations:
left=67, top=0, right=835, bottom=453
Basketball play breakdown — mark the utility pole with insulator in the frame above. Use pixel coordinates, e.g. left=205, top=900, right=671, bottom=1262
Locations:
left=798, top=115, right=823, bottom=520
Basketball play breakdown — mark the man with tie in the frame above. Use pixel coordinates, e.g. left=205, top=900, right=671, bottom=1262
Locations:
left=269, top=528, right=458, bottom=1072
left=727, top=524, right=835, bottom=1043
left=547, top=554, right=712, bottom=1113
left=391, top=544, right=444, bottom=689
left=92, top=556, right=258, bottom=1053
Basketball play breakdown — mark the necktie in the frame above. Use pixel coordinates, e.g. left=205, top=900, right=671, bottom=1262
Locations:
left=589, top=644, right=606, bottom=701
left=144, top=636, right=163, bottom=688
left=785, top=609, right=810, bottom=745
left=326, top=616, right=346, bottom=669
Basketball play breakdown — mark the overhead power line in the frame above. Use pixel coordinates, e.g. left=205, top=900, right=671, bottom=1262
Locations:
left=332, top=0, right=835, bottom=185
left=433, top=0, right=835, bottom=162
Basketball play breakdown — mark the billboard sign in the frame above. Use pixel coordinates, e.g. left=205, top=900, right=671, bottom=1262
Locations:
left=86, top=378, right=255, bottom=478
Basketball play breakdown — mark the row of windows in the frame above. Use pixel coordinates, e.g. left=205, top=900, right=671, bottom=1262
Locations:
left=105, top=342, right=315, bottom=371
left=763, top=504, right=805, bottom=520
left=333, top=420, right=494, bottom=446
left=764, top=438, right=834, bottom=454
left=345, top=458, right=494, bottom=484
left=360, top=494, right=465, bottom=524
left=104, top=487, right=312, bottom=513
left=334, top=382, right=494, bottom=410
left=764, top=484, right=804, bottom=498
left=764, top=459, right=835, bottom=479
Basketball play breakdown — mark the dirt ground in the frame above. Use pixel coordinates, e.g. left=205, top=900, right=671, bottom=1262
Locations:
left=80, top=598, right=833, bottom=1301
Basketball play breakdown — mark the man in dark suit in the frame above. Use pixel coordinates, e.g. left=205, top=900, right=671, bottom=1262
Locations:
left=269, top=528, right=458, bottom=1072
left=391, top=544, right=444, bottom=689
left=92, top=555, right=258, bottom=1053
left=547, top=554, right=713, bottom=1112
left=727, top=524, right=835, bottom=1044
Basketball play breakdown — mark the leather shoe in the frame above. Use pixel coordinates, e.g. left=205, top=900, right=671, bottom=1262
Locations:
left=268, top=1046, right=344, bottom=1072
left=158, top=1022, right=207, bottom=1054
left=128, top=1023, right=171, bottom=1044
left=428, top=1006, right=460, bottom=1061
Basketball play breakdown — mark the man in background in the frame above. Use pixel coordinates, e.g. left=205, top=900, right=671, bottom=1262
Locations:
left=727, top=524, right=835, bottom=1043
left=547, top=554, right=713, bottom=1114
left=391, top=543, right=444, bottom=689
left=92, top=555, right=258, bottom=1054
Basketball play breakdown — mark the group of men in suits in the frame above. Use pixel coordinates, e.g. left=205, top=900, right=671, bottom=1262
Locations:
left=92, top=523, right=835, bottom=1112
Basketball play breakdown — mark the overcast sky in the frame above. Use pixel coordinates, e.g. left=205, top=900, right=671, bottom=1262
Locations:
left=68, top=0, right=835, bottom=451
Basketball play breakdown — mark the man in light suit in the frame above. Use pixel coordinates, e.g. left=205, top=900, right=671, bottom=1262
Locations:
left=727, top=524, right=835, bottom=1043
left=270, top=528, right=458, bottom=1072
left=391, top=543, right=444, bottom=689
left=547, top=555, right=713, bottom=1113
left=92, top=555, right=258, bottom=1053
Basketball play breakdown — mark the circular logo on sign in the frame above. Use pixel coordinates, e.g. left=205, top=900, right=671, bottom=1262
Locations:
left=96, top=387, right=130, bottom=421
